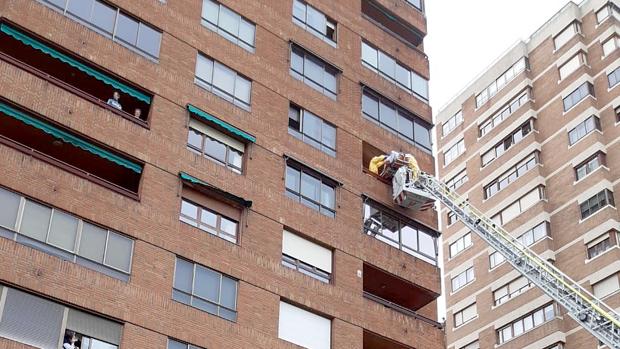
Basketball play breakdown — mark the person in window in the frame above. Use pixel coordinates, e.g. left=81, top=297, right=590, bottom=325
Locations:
left=134, top=108, right=142, bottom=119
left=106, top=91, right=122, bottom=110
left=63, top=330, right=80, bottom=349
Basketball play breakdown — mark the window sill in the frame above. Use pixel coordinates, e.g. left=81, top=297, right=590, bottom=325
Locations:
left=579, top=205, right=617, bottom=224
left=574, top=165, right=609, bottom=185
left=585, top=245, right=619, bottom=264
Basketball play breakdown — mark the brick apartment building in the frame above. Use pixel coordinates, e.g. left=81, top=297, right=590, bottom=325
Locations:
left=0, top=0, right=443, bottom=348
left=436, top=0, right=620, bottom=348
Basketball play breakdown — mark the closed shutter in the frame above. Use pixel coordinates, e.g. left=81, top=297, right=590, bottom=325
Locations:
left=520, top=187, right=542, bottom=211
left=593, top=275, right=620, bottom=298
left=510, top=276, right=529, bottom=292
left=587, top=233, right=610, bottom=248
left=462, top=303, right=477, bottom=322
left=66, top=309, right=122, bottom=345
left=0, top=288, right=63, bottom=349
left=282, top=230, right=332, bottom=273
left=501, top=201, right=521, bottom=223
left=278, top=302, right=331, bottom=349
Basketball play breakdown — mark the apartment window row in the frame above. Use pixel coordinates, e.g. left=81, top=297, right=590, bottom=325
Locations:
left=168, top=338, right=205, bottom=349
left=484, top=152, right=539, bottom=199
left=592, top=273, right=620, bottom=299
left=362, top=88, right=432, bottom=152
left=554, top=21, right=581, bottom=50
left=291, top=44, right=339, bottom=100
left=494, top=276, right=531, bottom=306
left=40, top=0, right=161, bottom=59
left=608, top=66, right=620, bottom=88
left=446, top=170, right=468, bottom=191
left=293, top=0, right=337, bottom=44
left=173, top=257, right=238, bottom=321
left=563, top=82, right=594, bottom=112
left=575, top=152, right=606, bottom=181
left=288, top=104, right=336, bottom=157
left=451, top=267, right=474, bottom=292
left=587, top=230, right=619, bottom=259
left=568, top=115, right=600, bottom=145
left=497, top=303, right=556, bottom=344
left=442, top=110, right=463, bottom=136
left=449, top=232, right=472, bottom=258
left=596, top=2, right=620, bottom=23
left=480, top=89, right=530, bottom=137
left=195, top=53, right=252, bottom=110
left=481, top=119, right=534, bottom=167
left=444, top=139, right=465, bottom=166
left=363, top=200, right=438, bottom=265
left=491, top=186, right=545, bottom=225
left=0, top=186, right=133, bottom=281
left=580, top=189, right=615, bottom=220
left=188, top=118, right=245, bottom=173
left=361, top=41, right=429, bottom=101
left=475, top=57, right=527, bottom=108
left=282, top=230, right=332, bottom=283
left=454, top=303, right=477, bottom=327
left=603, top=35, right=619, bottom=56
left=490, top=222, right=549, bottom=269
left=559, top=51, right=587, bottom=80
left=285, top=162, right=337, bottom=217
left=180, top=199, right=239, bottom=243
left=0, top=285, right=122, bottom=349
left=201, top=0, right=256, bottom=52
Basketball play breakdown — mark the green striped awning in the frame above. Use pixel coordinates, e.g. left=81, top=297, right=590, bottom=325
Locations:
left=0, top=102, right=143, bottom=173
left=187, top=104, right=256, bottom=143
left=0, top=23, right=151, bottom=104
left=179, top=172, right=252, bottom=207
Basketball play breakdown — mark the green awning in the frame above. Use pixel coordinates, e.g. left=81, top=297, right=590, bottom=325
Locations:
left=179, top=172, right=252, bottom=207
left=0, top=23, right=151, bottom=104
left=0, top=102, right=143, bottom=174
left=187, top=104, right=256, bottom=143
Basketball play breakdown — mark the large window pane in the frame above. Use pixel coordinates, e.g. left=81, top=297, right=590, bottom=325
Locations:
left=20, top=200, right=52, bottom=241
left=321, top=123, right=336, bottom=149
left=379, top=102, right=397, bottom=130
left=362, top=43, right=377, bottom=67
left=213, top=63, right=236, bottom=96
left=398, top=115, right=414, bottom=139
left=415, top=121, right=431, bottom=149
left=78, top=222, right=107, bottom=263
left=302, top=111, right=322, bottom=141
left=238, top=20, right=255, bottom=46
left=0, top=188, right=20, bottom=229
left=395, top=64, right=411, bottom=89
left=116, top=13, right=139, bottom=45
left=301, top=172, right=321, bottom=201
left=202, top=0, right=219, bottom=25
left=220, top=276, right=237, bottom=309
left=218, top=6, right=240, bottom=36
left=204, top=137, right=227, bottom=163
left=418, top=231, right=436, bottom=257
left=320, top=183, right=335, bottom=209
left=234, top=76, right=251, bottom=105
left=305, top=55, right=324, bottom=84
left=104, top=233, right=133, bottom=272
left=48, top=210, right=79, bottom=252
left=307, top=6, right=326, bottom=34
left=194, top=265, right=220, bottom=302
left=67, top=0, right=94, bottom=21
left=137, top=24, right=162, bottom=57
left=91, top=1, right=116, bottom=34
left=286, top=167, right=300, bottom=192
left=174, top=258, right=194, bottom=293
left=378, top=51, right=396, bottom=77
left=362, top=92, right=379, bottom=119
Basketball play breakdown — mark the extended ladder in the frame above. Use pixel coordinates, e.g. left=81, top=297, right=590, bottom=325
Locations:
left=414, top=172, right=620, bottom=348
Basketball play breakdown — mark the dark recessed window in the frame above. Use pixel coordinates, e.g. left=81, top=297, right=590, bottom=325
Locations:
left=575, top=152, right=605, bottom=181
left=563, top=82, right=594, bottom=112
left=481, top=119, right=534, bottom=167
left=292, top=0, right=337, bottom=45
left=580, top=189, right=615, bottom=220
left=288, top=104, right=336, bottom=156
left=290, top=44, right=339, bottom=99
left=608, top=66, right=620, bottom=88
left=285, top=161, right=337, bottom=217
left=484, top=152, right=539, bottom=198
left=568, top=115, right=600, bottom=145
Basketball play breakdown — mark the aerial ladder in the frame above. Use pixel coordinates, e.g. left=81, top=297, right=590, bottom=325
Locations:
left=368, top=152, right=620, bottom=348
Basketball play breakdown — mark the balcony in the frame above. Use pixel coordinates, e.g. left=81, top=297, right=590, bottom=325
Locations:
left=363, top=330, right=413, bottom=349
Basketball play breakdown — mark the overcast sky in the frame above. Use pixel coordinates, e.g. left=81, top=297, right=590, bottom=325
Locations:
left=426, top=0, right=575, bottom=114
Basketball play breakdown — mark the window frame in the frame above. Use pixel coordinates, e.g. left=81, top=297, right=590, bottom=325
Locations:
left=492, top=186, right=545, bottom=225
left=292, top=0, right=337, bottom=45
left=608, top=66, right=620, bottom=88
left=454, top=303, right=477, bottom=328
left=563, top=82, right=594, bottom=112
left=442, top=110, right=463, bottom=137
left=290, top=43, right=339, bottom=100
left=553, top=21, right=581, bottom=51
left=580, top=189, right=615, bottom=220
left=194, top=53, right=253, bottom=110
left=288, top=104, right=337, bottom=157
left=479, top=89, right=530, bottom=137
left=493, top=276, right=531, bottom=306
left=586, top=232, right=617, bottom=260
left=481, top=119, right=534, bottom=167
left=187, top=121, right=245, bottom=174
left=484, top=152, right=539, bottom=199
left=568, top=115, right=601, bottom=146
left=451, top=267, right=475, bottom=292
left=444, top=138, right=465, bottom=166
left=558, top=51, right=587, bottom=80
left=475, top=57, right=528, bottom=108
left=200, top=0, right=256, bottom=52
left=446, top=169, right=468, bottom=191
left=179, top=197, right=240, bottom=243
left=449, top=232, right=472, bottom=258
left=497, top=303, right=556, bottom=344
left=285, top=161, right=338, bottom=217
left=575, top=152, right=606, bottom=181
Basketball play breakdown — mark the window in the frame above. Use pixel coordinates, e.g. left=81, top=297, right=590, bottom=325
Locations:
left=587, top=231, right=618, bottom=259
left=494, top=276, right=531, bottom=305
left=452, top=267, right=474, bottom=292
left=580, top=189, right=615, bottom=219
left=168, top=339, right=205, bottom=349
left=195, top=53, right=252, bottom=110
left=596, top=2, right=620, bottom=23
left=187, top=119, right=245, bottom=173
left=361, top=88, right=432, bottom=152
left=0, top=286, right=121, bottom=349
left=454, top=303, right=477, bottom=327
left=602, top=35, right=619, bottom=56
left=447, top=211, right=458, bottom=226
left=517, top=222, right=549, bottom=247
left=293, top=0, right=337, bottom=44
left=497, top=303, right=556, bottom=344
left=554, top=21, right=580, bottom=50
left=405, top=0, right=423, bottom=11
left=361, top=41, right=429, bottom=101
left=492, top=186, right=545, bottom=225
left=443, top=110, right=463, bottom=136
left=449, top=232, right=472, bottom=258
left=40, top=0, right=161, bottom=59
left=563, top=82, right=594, bottom=112
left=568, top=115, right=601, bottom=146
left=484, top=152, right=539, bottom=198
left=489, top=251, right=506, bottom=269
left=173, top=258, right=238, bottom=321
left=608, top=67, right=620, bottom=88
left=201, top=0, right=255, bottom=52
left=592, top=274, right=619, bottom=298
left=282, top=230, right=332, bottom=283
left=288, top=104, right=336, bottom=156
left=446, top=170, right=468, bottom=191
left=575, top=152, right=606, bottom=181
left=475, top=57, right=527, bottom=108
left=559, top=52, right=587, bottom=80
left=616, top=105, right=620, bottom=122
left=278, top=301, right=331, bottom=349
left=285, top=162, right=337, bottom=217
left=0, top=186, right=133, bottom=281
left=361, top=0, right=424, bottom=47
left=363, top=200, right=438, bottom=265
left=444, top=139, right=465, bottom=166
left=179, top=198, right=239, bottom=243
left=290, top=44, right=339, bottom=99
left=480, top=89, right=530, bottom=137
left=481, top=119, right=534, bottom=167
left=460, top=341, right=480, bottom=349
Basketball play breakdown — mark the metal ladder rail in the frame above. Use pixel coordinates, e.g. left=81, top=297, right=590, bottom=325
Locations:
left=416, top=173, right=620, bottom=348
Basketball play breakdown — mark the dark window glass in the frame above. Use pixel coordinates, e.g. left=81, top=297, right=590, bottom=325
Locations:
left=285, top=164, right=336, bottom=217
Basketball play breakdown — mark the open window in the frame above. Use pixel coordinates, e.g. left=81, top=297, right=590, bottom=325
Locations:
left=363, top=330, right=413, bottom=349
left=0, top=22, right=153, bottom=125
left=0, top=99, right=143, bottom=197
